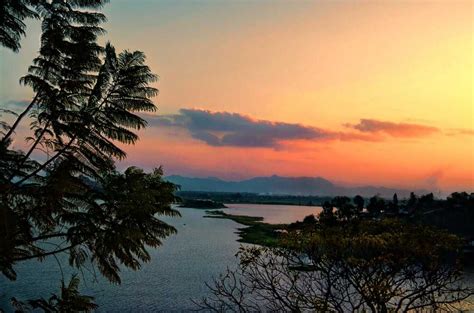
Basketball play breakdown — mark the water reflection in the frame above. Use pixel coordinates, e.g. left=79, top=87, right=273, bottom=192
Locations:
left=224, top=203, right=322, bottom=224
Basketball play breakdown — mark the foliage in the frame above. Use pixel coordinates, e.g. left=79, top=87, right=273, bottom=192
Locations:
left=0, top=0, right=39, bottom=52
left=1, top=0, right=179, bottom=310
left=12, top=275, right=97, bottom=312
left=205, top=210, right=283, bottom=247
left=197, top=219, right=474, bottom=312
left=319, top=195, right=367, bottom=225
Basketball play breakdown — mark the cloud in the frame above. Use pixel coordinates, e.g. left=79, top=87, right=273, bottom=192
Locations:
left=446, top=128, right=474, bottom=136
left=345, top=119, right=439, bottom=137
left=146, top=110, right=445, bottom=148
left=148, top=109, right=332, bottom=148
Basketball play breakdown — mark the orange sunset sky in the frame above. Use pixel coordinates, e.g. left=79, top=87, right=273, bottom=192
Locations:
left=1, top=0, right=473, bottom=193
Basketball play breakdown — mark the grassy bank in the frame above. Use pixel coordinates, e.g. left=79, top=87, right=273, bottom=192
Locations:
left=204, top=210, right=286, bottom=247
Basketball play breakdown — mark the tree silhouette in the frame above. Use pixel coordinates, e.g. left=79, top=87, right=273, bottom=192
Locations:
left=12, top=275, right=98, bottom=312
left=197, top=220, right=473, bottom=312
left=367, top=195, right=386, bottom=216
left=2, top=0, right=108, bottom=143
left=0, top=0, right=39, bottom=52
left=353, top=194, right=365, bottom=213
left=0, top=0, right=179, bottom=310
left=392, top=193, right=398, bottom=206
left=319, top=200, right=336, bottom=226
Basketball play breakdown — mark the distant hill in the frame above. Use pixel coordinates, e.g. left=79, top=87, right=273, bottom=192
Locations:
left=166, top=175, right=428, bottom=198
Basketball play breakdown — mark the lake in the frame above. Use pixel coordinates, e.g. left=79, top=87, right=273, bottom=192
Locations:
left=2, top=204, right=472, bottom=311
left=0, top=204, right=320, bottom=312
left=223, top=203, right=322, bottom=224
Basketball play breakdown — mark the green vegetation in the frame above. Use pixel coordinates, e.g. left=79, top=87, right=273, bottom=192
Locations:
left=198, top=205, right=474, bottom=312
left=313, top=192, right=474, bottom=258
left=205, top=210, right=284, bottom=247
left=203, top=192, right=474, bottom=255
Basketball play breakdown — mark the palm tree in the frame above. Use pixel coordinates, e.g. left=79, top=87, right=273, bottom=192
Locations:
left=0, top=1, right=180, bottom=309
left=0, top=0, right=39, bottom=52
left=1, top=0, right=107, bottom=144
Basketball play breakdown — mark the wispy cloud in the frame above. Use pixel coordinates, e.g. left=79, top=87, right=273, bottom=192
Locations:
left=445, top=128, right=474, bottom=136
left=345, top=119, right=439, bottom=137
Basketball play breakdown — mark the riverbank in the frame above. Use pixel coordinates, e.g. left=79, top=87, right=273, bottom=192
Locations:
left=204, top=210, right=285, bottom=246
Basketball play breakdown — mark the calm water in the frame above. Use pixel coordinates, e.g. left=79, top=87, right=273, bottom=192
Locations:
left=223, top=203, right=322, bottom=224
left=0, top=204, right=317, bottom=312
left=0, top=208, right=243, bottom=312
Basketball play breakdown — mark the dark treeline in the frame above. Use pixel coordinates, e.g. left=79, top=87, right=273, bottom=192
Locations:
left=179, top=190, right=474, bottom=240
left=288, top=191, right=474, bottom=264
left=313, top=191, right=474, bottom=240
left=179, top=198, right=227, bottom=209
left=177, top=190, right=333, bottom=206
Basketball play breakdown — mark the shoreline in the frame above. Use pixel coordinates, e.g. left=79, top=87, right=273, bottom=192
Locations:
left=204, top=210, right=285, bottom=246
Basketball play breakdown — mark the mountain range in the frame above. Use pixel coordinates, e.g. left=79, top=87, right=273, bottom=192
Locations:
left=166, top=175, right=429, bottom=198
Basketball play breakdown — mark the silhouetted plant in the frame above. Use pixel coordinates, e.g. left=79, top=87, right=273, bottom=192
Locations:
left=1, top=0, right=179, bottom=310
left=367, top=195, right=386, bottom=216
left=319, top=200, right=337, bottom=226
left=12, top=275, right=97, bottom=312
left=197, top=220, right=473, bottom=312
left=0, top=0, right=40, bottom=52
left=353, top=194, right=365, bottom=213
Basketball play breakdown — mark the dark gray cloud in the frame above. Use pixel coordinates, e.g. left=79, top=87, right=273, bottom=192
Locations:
left=147, top=110, right=446, bottom=148
left=149, top=109, right=332, bottom=148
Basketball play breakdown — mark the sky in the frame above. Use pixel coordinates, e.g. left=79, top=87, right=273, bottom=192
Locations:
left=0, top=0, right=473, bottom=193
